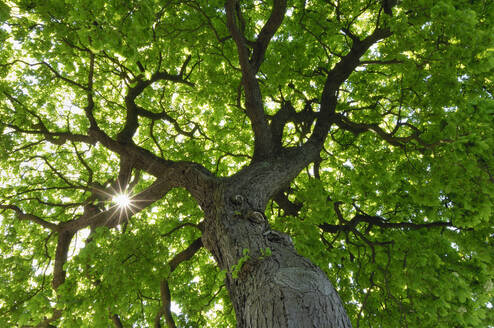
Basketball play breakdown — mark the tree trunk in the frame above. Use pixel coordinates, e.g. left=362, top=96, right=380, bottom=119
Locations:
left=201, top=181, right=352, bottom=328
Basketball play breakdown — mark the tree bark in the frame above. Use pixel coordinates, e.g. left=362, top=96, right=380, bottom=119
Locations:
left=201, top=175, right=352, bottom=328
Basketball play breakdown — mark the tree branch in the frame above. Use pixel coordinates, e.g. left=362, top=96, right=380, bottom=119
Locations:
left=332, top=113, right=414, bottom=148
left=155, top=280, right=176, bottom=328
left=4, top=123, right=96, bottom=145
left=0, top=205, right=59, bottom=231
left=308, top=27, right=392, bottom=148
left=225, top=0, right=285, bottom=160
left=161, top=222, right=203, bottom=238
left=270, top=99, right=318, bottom=149
left=359, top=59, right=403, bottom=65
left=73, top=126, right=219, bottom=218
left=111, top=314, right=124, bottom=328
left=273, top=190, right=302, bottom=216
left=155, top=238, right=203, bottom=328
left=169, top=237, right=203, bottom=272
left=320, top=213, right=455, bottom=234
left=32, top=309, right=61, bottom=328
left=136, top=104, right=198, bottom=139
left=84, top=52, right=99, bottom=132
left=117, top=67, right=194, bottom=143
left=38, top=61, right=89, bottom=91
left=52, top=230, right=74, bottom=290
left=250, top=0, right=287, bottom=72
left=2, top=91, right=97, bottom=146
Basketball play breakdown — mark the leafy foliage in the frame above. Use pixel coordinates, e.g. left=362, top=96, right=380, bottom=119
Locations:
left=0, top=0, right=493, bottom=327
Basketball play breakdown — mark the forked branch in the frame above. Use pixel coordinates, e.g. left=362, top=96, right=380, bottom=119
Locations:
left=117, top=63, right=195, bottom=143
left=308, top=27, right=392, bottom=148
left=225, top=0, right=287, bottom=159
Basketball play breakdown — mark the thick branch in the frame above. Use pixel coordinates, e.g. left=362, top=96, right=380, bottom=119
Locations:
left=273, top=190, right=302, bottom=216
left=169, top=237, right=203, bottom=272
left=225, top=0, right=284, bottom=159
left=85, top=52, right=99, bottom=131
left=225, top=0, right=251, bottom=73
left=270, top=100, right=318, bottom=148
left=308, top=27, right=392, bottom=148
left=155, top=238, right=203, bottom=328
left=90, top=137, right=217, bottom=206
left=320, top=214, right=454, bottom=234
left=63, top=177, right=172, bottom=232
left=52, top=231, right=74, bottom=290
left=359, top=59, right=403, bottom=65
left=136, top=104, right=198, bottom=138
left=0, top=205, right=59, bottom=231
left=117, top=69, right=194, bottom=143
left=5, top=123, right=96, bottom=145
left=333, top=113, right=452, bottom=149
left=155, top=280, right=176, bottom=328
left=333, top=113, right=414, bottom=147
left=250, top=0, right=287, bottom=71
left=228, top=148, right=321, bottom=209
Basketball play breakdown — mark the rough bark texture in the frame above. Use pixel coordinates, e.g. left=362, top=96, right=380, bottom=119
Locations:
left=200, top=155, right=352, bottom=328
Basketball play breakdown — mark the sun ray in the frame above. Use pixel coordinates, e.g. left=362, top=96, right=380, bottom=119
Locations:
left=113, top=193, right=131, bottom=208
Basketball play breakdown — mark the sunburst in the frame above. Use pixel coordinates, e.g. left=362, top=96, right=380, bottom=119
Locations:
left=113, top=192, right=131, bottom=209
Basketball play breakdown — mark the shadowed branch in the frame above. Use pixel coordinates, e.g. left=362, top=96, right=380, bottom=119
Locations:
left=155, top=238, right=203, bottom=328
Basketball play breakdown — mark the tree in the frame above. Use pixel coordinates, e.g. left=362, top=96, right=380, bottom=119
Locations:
left=0, top=0, right=493, bottom=326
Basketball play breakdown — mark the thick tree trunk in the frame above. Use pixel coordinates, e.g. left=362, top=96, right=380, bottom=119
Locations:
left=201, top=180, right=352, bottom=328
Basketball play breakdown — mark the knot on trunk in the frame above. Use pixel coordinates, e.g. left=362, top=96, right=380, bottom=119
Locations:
left=229, top=194, right=266, bottom=225
left=231, top=194, right=244, bottom=205
left=247, top=210, right=265, bottom=224
left=263, top=229, right=293, bottom=246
